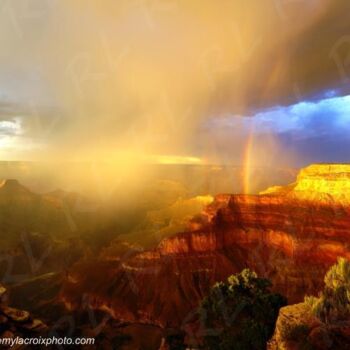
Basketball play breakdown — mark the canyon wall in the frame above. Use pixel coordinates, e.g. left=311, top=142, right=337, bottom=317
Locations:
left=60, top=164, right=350, bottom=328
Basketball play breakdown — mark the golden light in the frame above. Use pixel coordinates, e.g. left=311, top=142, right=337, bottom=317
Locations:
left=147, top=155, right=202, bottom=165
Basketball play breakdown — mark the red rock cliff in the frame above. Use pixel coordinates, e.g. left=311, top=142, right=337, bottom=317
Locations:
left=60, top=164, right=350, bottom=327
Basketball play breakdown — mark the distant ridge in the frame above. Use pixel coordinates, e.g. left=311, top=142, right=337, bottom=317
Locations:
left=0, top=179, right=31, bottom=193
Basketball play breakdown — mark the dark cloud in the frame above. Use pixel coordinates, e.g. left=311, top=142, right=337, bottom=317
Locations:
left=208, top=0, right=350, bottom=115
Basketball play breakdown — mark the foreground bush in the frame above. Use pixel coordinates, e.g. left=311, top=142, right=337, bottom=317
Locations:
left=200, top=269, right=287, bottom=350
left=305, top=257, right=350, bottom=324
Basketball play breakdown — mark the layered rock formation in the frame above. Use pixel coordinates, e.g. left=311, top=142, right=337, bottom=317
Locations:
left=268, top=303, right=350, bottom=350
left=60, top=164, right=350, bottom=330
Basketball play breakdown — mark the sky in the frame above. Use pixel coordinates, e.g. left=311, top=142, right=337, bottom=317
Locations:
left=198, top=92, right=350, bottom=167
left=0, top=0, right=350, bottom=167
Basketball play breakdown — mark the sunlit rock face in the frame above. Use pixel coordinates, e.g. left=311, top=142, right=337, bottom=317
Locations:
left=262, top=164, right=350, bottom=203
left=60, top=164, right=350, bottom=327
left=268, top=303, right=350, bottom=349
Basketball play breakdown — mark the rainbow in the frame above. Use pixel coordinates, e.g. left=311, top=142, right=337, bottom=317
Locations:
left=242, top=122, right=255, bottom=195
left=241, top=60, right=283, bottom=194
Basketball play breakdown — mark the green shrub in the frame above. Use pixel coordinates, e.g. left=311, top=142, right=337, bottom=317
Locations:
left=199, top=269, right=287, bottom=350
left=305, top=258, right=350, bottom=323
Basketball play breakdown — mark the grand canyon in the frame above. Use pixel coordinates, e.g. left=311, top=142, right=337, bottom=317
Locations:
left=2, top=1, right=350, bottom=348
left=0, top=163, right=349, bottom=349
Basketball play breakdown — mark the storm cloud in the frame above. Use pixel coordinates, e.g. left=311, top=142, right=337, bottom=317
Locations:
left=0, top=0, right=349, bottom=163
